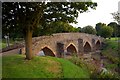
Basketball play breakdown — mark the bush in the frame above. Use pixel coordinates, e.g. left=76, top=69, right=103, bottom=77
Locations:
left=67, top=55, right=98, bottom=75
left=90, top=68, right=120, bottom=79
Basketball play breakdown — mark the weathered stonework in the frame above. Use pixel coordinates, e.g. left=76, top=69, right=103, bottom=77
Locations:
left=21, top=32, right=103, bottom=57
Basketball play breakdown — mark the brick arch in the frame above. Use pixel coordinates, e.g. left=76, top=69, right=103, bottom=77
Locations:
left=95, top=40, right=101, bottom=50
left=84, top=42, right=91, bottom=53
left=29, top=33, right=104, bottom=57
left=83, top=40, right=92, bottom=49
left=41, top=46, right=55, bottom=57
left=66, top=43, right=77, bottom=55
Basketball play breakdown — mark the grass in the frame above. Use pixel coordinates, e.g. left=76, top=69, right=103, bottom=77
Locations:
left=106, top=37, right=119, bottom=40
left=2, top=37, right=119, bottom=78
left=101, top=37, right=120, bottom=77
left=0, top=39, right=13, bottom=48
left=2, top=54, right=90, bottom=78
left=0, top=43, right=7, bottom=49
left=0, top=39, right=23, bottom=49
left=105, top=37, right=119, bottom=50
left=102, top=37, right=119, bottom=63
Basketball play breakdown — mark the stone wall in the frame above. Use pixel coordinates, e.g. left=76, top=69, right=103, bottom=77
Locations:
left=30, top=33, right=104, bottom=57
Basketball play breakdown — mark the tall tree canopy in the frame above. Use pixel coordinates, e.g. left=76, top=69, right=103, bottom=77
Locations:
left=99, top=25, right=113, bottom=38
left=95, top=22, right=106, bottom=36
left=108, top=22, right=118, bottom=37
left=32, top=21, right=80, bottom=37
left=111, top=12, right=120, bottom=37
left=2, top=2, right=97, bottom=60
left=81, top=25, right=96, bottom=35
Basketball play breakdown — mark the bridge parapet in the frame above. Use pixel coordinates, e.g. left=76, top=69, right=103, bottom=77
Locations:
left=21, top=33, right=104, bottom=57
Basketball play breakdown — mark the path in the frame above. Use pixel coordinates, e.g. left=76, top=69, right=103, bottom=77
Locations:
left=1, top=48, right=20, bottom=56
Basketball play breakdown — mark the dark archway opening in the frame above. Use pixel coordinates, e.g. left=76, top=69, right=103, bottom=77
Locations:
left=66, top=44, right=77, bottom=56
left=95, top=40, right=101, bottom=50
left=38, top=47, right=55, bottom=57
left=84, top=42, right=91, bottom=53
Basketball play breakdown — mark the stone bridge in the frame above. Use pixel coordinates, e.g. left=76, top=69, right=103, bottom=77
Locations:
left=26, top=33, right=104, bottom=58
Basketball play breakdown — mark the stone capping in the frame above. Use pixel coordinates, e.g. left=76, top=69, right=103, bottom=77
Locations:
left=32, top=33, right=104, bottom=43
left=1, top=33, right=104, bottom=54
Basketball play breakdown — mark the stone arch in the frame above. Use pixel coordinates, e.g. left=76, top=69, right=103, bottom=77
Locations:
left=66, top=44, right=77, bottom=55
left=40, top=47, right=55, bottom=57
left=84, top=42, right=91, bottom=52
left=95, top=40, right=101, bottom=50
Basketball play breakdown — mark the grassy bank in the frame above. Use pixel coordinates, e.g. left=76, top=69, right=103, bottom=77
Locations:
left=101, top=37, right=120, bottom=78
left=2, top=54, right=90, bottom=78
left=103, top=37, right=119, bottom=63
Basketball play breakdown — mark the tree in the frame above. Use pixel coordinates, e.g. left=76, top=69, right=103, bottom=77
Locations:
left=72, top=27, right=80, bottom=32
left=33, top=25, right=43, bottom=37
left=33, top=21, right=80, bottom=36
left=2, top=2, right=97, bottom=60
left=81, top=25, right=96, bottom=34
left=77, top=27, right=81, bottom=32
left=48, top=21, right=74, bottom=33
left=99, top=25, right=113, bottom=38
left=108, top=22, right=118, bottom=37
left=111, top=12, right=120, bottom=24
left=111, top=12, right=120, bottom=37
left=116, top=24, right=120, bottom=37
left=95, top=23, right=106, bottom=36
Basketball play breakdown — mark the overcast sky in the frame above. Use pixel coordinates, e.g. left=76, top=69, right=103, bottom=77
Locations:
left=71, top=0, right=120, bottom=28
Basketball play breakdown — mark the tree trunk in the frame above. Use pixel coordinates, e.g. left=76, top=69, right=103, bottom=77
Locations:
left=25, top=28, right=33, bottom=60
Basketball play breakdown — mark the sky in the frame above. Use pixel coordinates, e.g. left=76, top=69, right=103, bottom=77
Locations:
left=71, top=0, right=120, bottom=28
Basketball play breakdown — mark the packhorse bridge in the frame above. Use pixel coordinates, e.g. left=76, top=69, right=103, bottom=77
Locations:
left=22, top=33, right=104, bottom=58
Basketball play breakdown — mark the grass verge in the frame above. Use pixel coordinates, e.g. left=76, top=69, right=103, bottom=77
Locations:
left=101, top=37, right=120, bottom=78
left=2, top=54, right=90, bottom=78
